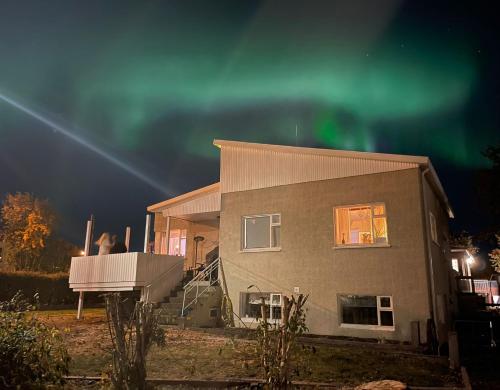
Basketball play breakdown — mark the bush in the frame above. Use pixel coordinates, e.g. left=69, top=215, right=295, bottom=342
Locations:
left=0, top=271, right=103, bottom=306
left=0, top=292, right=70, bottom=387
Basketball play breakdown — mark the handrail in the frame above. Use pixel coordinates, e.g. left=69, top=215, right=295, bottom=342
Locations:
left=181, top=258, right=220, bottom=316
left=142, top=261, right=184, bottom=303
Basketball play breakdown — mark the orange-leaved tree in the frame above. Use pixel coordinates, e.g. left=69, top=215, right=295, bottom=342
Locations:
left=0, top=192, right=55, bottom=271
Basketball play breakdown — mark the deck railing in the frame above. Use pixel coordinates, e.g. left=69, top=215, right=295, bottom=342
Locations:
left=69, top=252, right=184, bottom=301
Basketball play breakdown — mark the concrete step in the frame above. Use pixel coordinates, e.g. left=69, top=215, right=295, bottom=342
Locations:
left=166, top=295, right=184, bottom=304
left=158, top=302, right=182, bottom=311
left=156, top=312, right=179, bottom=325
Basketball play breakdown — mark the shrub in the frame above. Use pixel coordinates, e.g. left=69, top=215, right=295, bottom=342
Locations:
left=105, top=293, right=165, bottom=390
left=0, top=271, right=103, bottom=306
left=256, top=293, right=308, bottom=388
left=0, top=292, right=70, bottom=387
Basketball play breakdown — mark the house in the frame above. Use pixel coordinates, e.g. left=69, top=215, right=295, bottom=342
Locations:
left=146, top=139, right=455, bottom=345
left=451, top=247, right=499, bottom=304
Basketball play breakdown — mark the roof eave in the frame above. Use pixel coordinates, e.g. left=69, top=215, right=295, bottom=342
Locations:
left=147, top=182, right=220, bottom=213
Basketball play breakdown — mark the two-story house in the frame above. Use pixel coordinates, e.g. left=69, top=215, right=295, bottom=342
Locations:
left=147, top=139, right=454, bottom=345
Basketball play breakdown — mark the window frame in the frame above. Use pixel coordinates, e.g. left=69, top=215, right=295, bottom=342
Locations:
left=168, top=228, right=187, bottom=257
left=242, top=213, right=281, bottom=252
left=339, top=294, right=395, bottom=331
left=240, top=292, right=283, bottom=323
left=333, top=203, right=389, bottom=248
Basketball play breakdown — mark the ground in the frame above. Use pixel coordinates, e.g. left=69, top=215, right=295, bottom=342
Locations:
left=36, top=309, right=460, bottom=387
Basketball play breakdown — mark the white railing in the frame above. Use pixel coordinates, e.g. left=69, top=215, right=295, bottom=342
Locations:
left=181, top=258, right=220, bottom=316
left=69, top=253, right=184, bottom=300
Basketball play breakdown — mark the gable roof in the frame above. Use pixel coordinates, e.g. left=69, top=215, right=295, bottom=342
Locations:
left=214, top=139, right=453, bottom=218
left=214, top=139, right=430, bottom=165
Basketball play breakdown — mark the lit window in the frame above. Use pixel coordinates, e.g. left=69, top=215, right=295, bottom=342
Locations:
left=451, top=258, right=459, bottom=273
left=340, top=295, right=394, bottom=328
left=242, top=214, right=281, bottom=250
left=241, top=292, right=282, bottom=322
left=334, top=204, right=388, bottom=246
left=429, top=212, right=438, bottom=244
left=168, top=229, right=187, bottom=256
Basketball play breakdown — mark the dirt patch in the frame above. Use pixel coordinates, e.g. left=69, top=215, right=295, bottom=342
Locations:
left=39, top=310, right=460, bottom=387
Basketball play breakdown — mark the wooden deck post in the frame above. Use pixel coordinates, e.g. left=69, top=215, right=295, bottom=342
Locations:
left=77, top=291, right=84, bottom=320
left=144, top=214, right=151, bottom=253
left=125, top=226, right=131, bottom=251
left=165, top=216, right=171, bottom=255
left=77, top=218, right=93, bottom=319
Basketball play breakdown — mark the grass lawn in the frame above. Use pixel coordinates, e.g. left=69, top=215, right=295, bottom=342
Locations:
left=38, top=309, right=460, bottom=387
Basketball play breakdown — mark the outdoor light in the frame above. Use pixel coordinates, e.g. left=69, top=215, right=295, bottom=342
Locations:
left=466, top=256, right=475, bottom=265
left=80, top=250, right=85, bottom=256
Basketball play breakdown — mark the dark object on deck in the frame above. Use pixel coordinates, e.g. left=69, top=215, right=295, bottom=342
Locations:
left=110, top=241, right=128, bottom=254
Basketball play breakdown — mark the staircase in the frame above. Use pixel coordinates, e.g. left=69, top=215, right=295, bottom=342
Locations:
left=155, top=258, right=223, bottom=327
left=155, top=275, right=191, bottom=325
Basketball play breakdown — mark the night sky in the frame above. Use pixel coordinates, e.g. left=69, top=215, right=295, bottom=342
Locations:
left=0, top=1, right=499, bottom=252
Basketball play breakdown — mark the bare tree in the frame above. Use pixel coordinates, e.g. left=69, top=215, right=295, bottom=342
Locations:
left=105, top=294, right=165, bottom=389
left=256, top=293, right=308, bottom=388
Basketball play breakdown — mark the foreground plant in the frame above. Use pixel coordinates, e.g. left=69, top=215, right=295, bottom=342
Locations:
left=0, top=291, right=69, bottom=387
left=105, top=293, right=165, bottom=390
left=256, top=293, right=308, bottom=388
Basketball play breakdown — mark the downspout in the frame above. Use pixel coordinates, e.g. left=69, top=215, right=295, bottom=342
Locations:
left=420, top=168, right=439, bottom=344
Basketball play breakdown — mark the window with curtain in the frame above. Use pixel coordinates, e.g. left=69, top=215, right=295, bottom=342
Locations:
left=334, top=203, right=388, bottom=246
left=242, top=214, right=281, bottom=250
left=240, top=292, right=282, bottom=322
left=168, top=229, right=187, bottom=256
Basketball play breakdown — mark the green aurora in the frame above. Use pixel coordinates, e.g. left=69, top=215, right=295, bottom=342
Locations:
left=0, top=1, right=495, bottom=170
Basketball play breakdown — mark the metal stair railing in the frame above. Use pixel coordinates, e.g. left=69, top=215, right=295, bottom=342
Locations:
left=182, top=257, right=220, bottom=316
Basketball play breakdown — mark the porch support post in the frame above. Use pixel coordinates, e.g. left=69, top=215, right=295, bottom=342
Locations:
left=165, top=216, right=171, bottom=255
left=125, top=226, right=131, bottom=252
left=143, top=214, right=151, bottom=253
left=77, top=291, right=84, bottom=320
left=77, top=218, right=93, bottom=320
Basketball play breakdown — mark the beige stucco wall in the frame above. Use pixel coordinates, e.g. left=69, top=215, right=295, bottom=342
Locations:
left=219, top=168, right=433, bottom=342
left=421, top=173, right=453, bottom=343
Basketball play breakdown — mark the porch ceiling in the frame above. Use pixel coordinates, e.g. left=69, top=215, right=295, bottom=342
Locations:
left=170, top=211, right=220, bottom=223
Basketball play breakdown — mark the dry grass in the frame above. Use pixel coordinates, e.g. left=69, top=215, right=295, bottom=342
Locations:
left=40, top=309, right=460, bottom=387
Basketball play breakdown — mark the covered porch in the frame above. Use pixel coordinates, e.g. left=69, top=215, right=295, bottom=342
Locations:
left=148, top=182, right=220, bottom=273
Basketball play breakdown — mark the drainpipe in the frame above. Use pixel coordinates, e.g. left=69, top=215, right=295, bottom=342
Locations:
left=420, top=168, right=439, bottom=344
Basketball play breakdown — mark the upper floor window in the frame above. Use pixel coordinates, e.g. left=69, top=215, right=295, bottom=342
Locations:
left=429, top=212, right=438, bottom=245
left=334, top=203, right=388, bottom=246
left=242, top=214, right=281, bottom=251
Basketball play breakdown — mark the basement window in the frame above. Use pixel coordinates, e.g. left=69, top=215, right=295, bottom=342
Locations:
left=334, top=203, right=388, bottom=246
left=339, top=295, right=394, bottom=330
left=242, top=214, right=281, bottom=251
left=240, top=292, right=282, bottom=322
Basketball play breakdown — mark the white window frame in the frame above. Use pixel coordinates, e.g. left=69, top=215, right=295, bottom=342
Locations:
left=241, top=292, right=282, bottom=323
left=242, top=213, right=281, bottom=252
left=339, top=294, right=395, bottom=331
left=429, top=212, right=438, bottom=245
left=333, top=203, right=389, bottom=248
